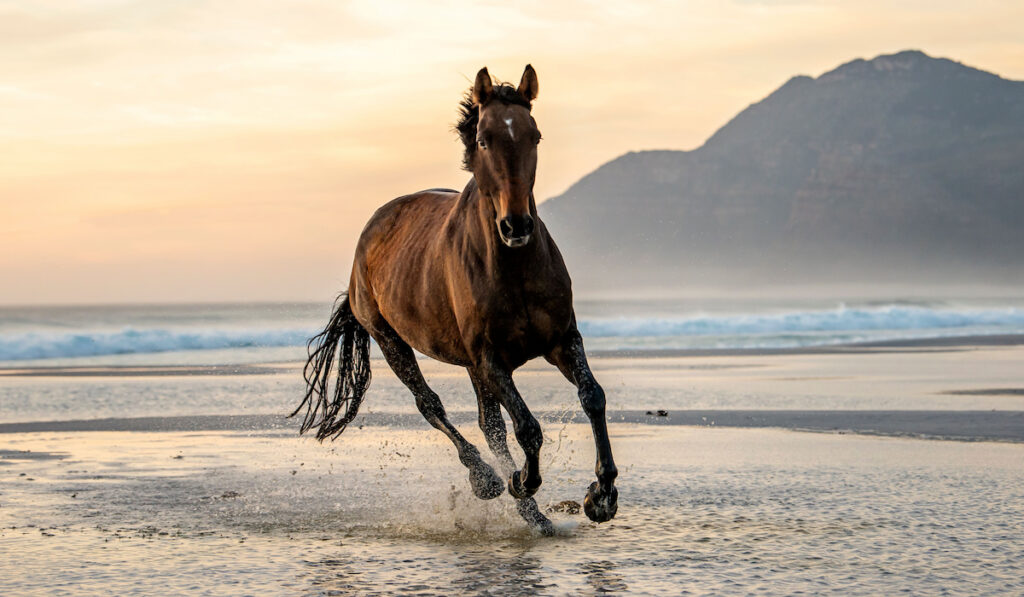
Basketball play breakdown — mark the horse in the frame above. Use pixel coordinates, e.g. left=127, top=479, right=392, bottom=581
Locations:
left=292, top=65, right=618, bottom=534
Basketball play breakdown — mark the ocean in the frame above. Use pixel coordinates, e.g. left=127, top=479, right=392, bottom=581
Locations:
left=3, top=297, right=1024, bottom=366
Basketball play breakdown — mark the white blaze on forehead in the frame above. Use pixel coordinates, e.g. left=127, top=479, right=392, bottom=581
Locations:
left=504, top=117, right=515, bottom=141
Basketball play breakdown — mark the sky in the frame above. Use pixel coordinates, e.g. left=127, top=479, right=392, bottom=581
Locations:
left=2, top=0, right=1023, bottom=305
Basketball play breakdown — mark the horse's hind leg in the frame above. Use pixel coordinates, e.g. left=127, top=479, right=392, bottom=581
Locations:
left=470, top=374, right=555, bottom=535
left=372, top=326, right=504, bottom=500
left=546, top=330, right=618, bottom=523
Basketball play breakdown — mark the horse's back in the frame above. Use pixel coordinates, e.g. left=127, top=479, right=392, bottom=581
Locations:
left=355, top=189, right=458, bottom=263
left=361, top=187, right=457, bottom=235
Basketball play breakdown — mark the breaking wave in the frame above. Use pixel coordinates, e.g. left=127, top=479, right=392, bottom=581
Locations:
left=2, top=304, right=1023, bottom=361
left=576, top=305, right=1024, bottom=338
left=0, top=327, right=311, bottom=361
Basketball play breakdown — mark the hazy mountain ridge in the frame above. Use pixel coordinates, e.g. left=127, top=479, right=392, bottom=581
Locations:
left=541, top=50, right=1024, bottom=289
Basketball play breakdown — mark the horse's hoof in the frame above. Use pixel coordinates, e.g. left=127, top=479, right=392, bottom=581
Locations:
left=507, top=469, right=539, bottom=499
left=468, top=464, right=504, bottom=500
left=517, top=498, right=556, bottom=536
left=583, top=481, right=618, bottom=523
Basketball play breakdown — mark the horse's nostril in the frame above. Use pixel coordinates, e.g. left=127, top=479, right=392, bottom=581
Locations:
left=499, top=215, right=533, bottom=244
left=499, top=218, right=515, bottom=237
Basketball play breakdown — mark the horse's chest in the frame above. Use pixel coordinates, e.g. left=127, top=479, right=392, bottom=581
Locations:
left=482, top=286, right=571, bottom=354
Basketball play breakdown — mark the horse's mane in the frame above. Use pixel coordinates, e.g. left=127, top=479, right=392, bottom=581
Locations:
left=455, top=83, right=532, bottom=171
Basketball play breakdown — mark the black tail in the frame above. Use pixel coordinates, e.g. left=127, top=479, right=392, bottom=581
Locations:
left=291, top=293, right=371, bottom=441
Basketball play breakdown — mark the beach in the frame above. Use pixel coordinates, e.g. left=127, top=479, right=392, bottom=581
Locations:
left=6, top=6, right=1024, bottom=594
left=2, top=340, right=1024, bottom=595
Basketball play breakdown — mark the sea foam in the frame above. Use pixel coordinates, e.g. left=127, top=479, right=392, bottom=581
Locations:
left=0, top=327, right=310, bottom=361
left=576, top=304, right=1024, bottom=338
left=1, top=304, right=1023, bottom=361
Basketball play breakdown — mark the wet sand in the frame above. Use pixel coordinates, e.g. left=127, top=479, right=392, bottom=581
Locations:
left=3, top=341, right=1024, bottom=594
left=2, top=410, right=1023, bottom=443
left=2, top=426, right=1023, bottom=595
left=4, top=343, right=1024, bottom=425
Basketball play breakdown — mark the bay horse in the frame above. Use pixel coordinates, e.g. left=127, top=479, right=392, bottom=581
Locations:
left=292, top=65, right=618, bottom=534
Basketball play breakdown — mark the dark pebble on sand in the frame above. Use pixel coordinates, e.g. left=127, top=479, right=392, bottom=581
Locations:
left=546, top=500, right=582, bottom=515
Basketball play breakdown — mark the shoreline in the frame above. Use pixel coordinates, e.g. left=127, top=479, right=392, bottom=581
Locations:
left=1, top=333, right=1022, bottom=377
left=588, top=333, right=1024, bottom=358
left=2, top=409, right=1022, bottom=443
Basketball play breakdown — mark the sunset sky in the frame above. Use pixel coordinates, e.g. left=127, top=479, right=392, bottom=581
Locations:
left=3, top=0, right=1023, bottom=304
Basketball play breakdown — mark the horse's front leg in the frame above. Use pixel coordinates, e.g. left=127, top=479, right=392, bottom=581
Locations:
left=470, top=373, right=555, bottom=535
left=547, top=330, right=619, bottom=523
left=471, top=361, right=544, bottom=501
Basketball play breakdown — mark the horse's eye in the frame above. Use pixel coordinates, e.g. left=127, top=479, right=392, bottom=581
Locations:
left=534, top=131, right=543, bottom=145
left=477, top=138, right=487, bottom=149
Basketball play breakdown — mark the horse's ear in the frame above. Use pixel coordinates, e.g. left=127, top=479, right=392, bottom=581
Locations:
left=473, top=67, right=493, bottom=105
left=518, top=64, right=538, bottom=102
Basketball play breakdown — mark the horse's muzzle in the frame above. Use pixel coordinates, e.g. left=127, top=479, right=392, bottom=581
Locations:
left=498, top=214, right=534, bottom=248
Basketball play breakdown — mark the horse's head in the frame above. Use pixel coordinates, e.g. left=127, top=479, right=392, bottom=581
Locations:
left=459, top=65, right=542, bottom=248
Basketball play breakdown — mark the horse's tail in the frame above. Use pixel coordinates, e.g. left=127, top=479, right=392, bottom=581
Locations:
left=291, top=293, right=372, bottom=441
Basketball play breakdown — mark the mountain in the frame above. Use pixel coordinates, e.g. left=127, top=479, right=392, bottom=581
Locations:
left=540, top=50, right=1024, bottom=290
